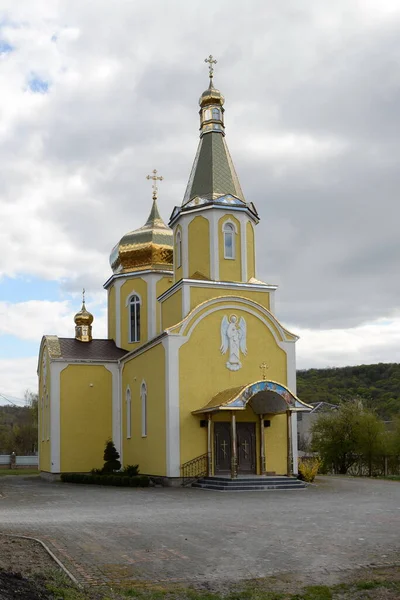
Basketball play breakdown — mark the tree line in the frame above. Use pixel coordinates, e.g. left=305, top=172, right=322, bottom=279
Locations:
left=0, top=391, right=38, bottom=455
left=311, top=400, right=400, bottom=476
left=297, top=363, right=400, bottom=420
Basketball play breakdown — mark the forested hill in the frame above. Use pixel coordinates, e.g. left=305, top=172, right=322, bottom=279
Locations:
left=296, top=363, right=400, bottom=419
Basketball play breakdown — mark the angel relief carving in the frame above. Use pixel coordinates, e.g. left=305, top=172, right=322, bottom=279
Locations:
left=220, top=315, right=247, bottom=371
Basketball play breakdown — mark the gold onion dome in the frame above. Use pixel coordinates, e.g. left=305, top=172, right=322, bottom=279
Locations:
left=199, top=80, right=225, bottom=108
left=109, top=197, right=173, bottom=274
left=74, top=300, right=94, bottom=326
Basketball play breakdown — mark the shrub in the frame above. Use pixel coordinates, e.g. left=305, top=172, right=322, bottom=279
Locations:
left=129, top=476, right=140, bottom=487
left=91, top=468, right=103, bottom=475
left=121, top=464, right=140, bottom=477
left=298, top=457, right=321, bottom=483
left=103, top=440, right=121, bottom=473
left=60, top=472, right=149, bottom=487
left=139, top=475, right=150, bottom=487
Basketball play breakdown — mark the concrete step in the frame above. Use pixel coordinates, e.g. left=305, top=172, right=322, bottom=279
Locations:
left=192, top=482, right=307, bottom=491
left=192, top=476, right=307, bottom=491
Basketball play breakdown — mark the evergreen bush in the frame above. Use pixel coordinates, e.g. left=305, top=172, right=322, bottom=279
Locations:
left=103, top=440, right=121, bottom=473
left=121, top=464, right=140, bottom=477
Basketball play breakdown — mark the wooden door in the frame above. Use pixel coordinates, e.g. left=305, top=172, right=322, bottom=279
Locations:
left=214, top=422, right=231, bottom=473
left=237, top=422, right=256, bottom=473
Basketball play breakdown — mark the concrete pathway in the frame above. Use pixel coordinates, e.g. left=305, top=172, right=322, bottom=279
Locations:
left=0, top=475, right=399, bottom=586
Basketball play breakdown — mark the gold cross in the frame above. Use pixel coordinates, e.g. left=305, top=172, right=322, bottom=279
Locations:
left=221, top=440, right=228, bottom=458
left=204, top=54, right=217, bottom=80
left=241, top=440, right=249, bottom=458
left=259, top=361, right=269, bottom=380
left=82, top=288, right=86, bottom=305
left=146, top=169, right=163, bottom=200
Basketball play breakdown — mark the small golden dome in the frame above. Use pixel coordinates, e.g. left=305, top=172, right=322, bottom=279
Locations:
left=110, top=199, right=173, bottom=274
left=74, top=301, right=94, bottom=326
left=199, top=81, right=225, bottom=108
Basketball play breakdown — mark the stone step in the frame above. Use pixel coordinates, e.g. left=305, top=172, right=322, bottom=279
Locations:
left=197, top=476, right=302, bottom=485
left=192, top=482, right=307, bottom=491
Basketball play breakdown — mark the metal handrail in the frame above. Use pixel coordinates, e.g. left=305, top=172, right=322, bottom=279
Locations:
left=181, top=453, right=209, bottom=486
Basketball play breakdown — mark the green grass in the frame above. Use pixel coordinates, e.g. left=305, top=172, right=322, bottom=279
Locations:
left=0, top=469, right=39, bottom=476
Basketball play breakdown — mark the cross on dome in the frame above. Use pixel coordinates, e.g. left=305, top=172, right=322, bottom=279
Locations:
left=204, top=54, right=217, bottom=80
left=146, top=169, right=163, bottom=200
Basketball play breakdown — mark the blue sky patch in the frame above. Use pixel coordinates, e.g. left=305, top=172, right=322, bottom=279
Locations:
left=0, top=40, right=13, bottom=54
left=0, top=276, right=61, bottom=303
left=0, top=335, right=38, bottom=359
left=28, top=75, right=50, bottom=94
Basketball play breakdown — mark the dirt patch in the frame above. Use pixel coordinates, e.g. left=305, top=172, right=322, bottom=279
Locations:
left=0, top=536, right=56, bottom=576
left=0, top=536, right=60, bottom=600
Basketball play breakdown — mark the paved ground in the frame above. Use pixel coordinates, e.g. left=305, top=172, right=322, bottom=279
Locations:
left=0, top=476, right=399, bottom=587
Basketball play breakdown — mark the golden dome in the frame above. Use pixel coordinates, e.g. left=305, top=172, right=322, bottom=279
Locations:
left=74, top=301, right=94, bottom=326
left=199, top=80, right=225, bottom=108
left=110, top=199, right=173, bottom=274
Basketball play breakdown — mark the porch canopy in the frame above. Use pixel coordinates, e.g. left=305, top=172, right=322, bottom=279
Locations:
left=192, top=380, right=312, bottom=416
left=192, top=380, right=312, bottom=479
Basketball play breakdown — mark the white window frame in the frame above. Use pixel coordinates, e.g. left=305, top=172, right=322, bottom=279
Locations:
left=126, top=293, right=142, bottom=343
left=176, top=230, right=182, bottom=268
left=141, top=381, right=147, bottom=437
left=126, top=386, right=132, bottom=439
left=223, top=221, right=236, bottom=260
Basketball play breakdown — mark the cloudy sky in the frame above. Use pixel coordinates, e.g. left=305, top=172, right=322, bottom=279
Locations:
left=1, top=0, right=399, bottom=403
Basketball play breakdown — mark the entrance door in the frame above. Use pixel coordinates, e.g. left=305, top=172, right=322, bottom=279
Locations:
left=214, top=422, right=256, bottom=474
left=214, top=422, right=231, bottom=473
left=237, top=422, right=256, bottom=473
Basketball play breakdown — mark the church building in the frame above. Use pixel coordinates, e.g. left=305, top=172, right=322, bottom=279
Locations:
left=38, top=58, right=311, bottom=482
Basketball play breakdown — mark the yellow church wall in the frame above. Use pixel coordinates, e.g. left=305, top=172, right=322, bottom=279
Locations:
left=188, top=216, right=210, bottom=279
left=189, top=287, right=270, bottom=312
left=246, top=221, right=256, bottom=280
left=38, top=348, right=51, bottom=472
left=218, top=214, right=242, bottom=282
left=120, top=278, right=148, bottom=351
left=122, top=343, right=166, bottom=476
left=60, top=365, right=112, bottom=473
left=265, top=413, right=288, bottom=475
left=174, top=226, right=183, bottom=283
left=161, top=289, right=182, bottom=330
left=108, top=284, right=116, bottom=341
left=179, top=302, right=287, bottom=466
left=156, top=276, right=173, bottom=334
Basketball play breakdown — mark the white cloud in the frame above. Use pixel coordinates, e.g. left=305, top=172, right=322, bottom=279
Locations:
left=0, top=300, right=107, bottom=341
left=295, top=313, right=400, bottom=369
left=0, top=356, right=38, bottom=399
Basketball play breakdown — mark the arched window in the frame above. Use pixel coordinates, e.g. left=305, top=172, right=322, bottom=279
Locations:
left=176, top=230, right=182, bottom=268
left=223, top=222, right=235, bottom=259
left=129, top=294, right=141, bottom=342
left=141, top=381, right=147, bottom=437
left=212, top=107, right=220, bottom=120
left=126, top=386, right=132, bottom=439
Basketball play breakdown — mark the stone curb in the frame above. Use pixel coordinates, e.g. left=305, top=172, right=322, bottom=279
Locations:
left=0, top=533, right=81, bottom=588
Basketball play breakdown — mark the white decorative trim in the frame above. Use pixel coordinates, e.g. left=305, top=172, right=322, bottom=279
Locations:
left=283, top=340, right=297, bottom=394
left=175, top=229, right=182, bottom=268
left=125, top=290, right=143, bottom=307
left=162, top=335, right=185, bottom=477
left=126, top=292, right=141, bottom=343
left=291, top=412, right=298, bottom=474
left=104, top=363, right=122, bottom=461
left=177, top=296, right=297, bottom=343
left=114, top=278, right=124, bottom=347
left=181, top=219, right=189, bottom=279
left=209, top=211, right=219, bottom=280
left=147, top=275, right=163, bottom=340
left=103, top=269, right=173, bottom=291
left=241, top=218, right=247, bottom=282
left=169, top=202, right=259, bottom=228
left=269, top=290, right=276, bottom=315
left=49, top=362, right=68, bottom=473
left=158, top=278, right=277, bottom=304
left=126, top=385, right=132, bottom=439
left=182, top=284, right=190, bottom=318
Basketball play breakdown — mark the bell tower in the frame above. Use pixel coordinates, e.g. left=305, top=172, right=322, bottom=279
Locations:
left=169, top=56, right=259, bottom=284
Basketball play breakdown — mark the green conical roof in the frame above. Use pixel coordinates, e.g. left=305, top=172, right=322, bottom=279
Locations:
left=182, top=132, right=245, bottom=206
